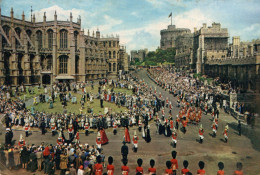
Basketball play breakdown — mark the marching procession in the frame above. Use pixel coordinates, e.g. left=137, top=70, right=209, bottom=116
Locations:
left=0, top=67, right=248, bottom=175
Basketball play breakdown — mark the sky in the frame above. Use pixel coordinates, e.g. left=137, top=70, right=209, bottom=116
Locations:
left=1, top=0, right=260, bottom=53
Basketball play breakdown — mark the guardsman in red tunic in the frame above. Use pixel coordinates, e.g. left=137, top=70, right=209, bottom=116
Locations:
left=107, top=156, right=114, bottom=175
left=181, top=117, right=187, bottom=134
left=212, top=122, right=217, bottom=137
left=94, top=155, right=103, bottom=175
left=24, top=123, right=30, bottom=137
left=233, top=162, right=243, bottom=175
left=57, top=131, right=64, bottom=145
left=84, top=122, right=89, bottom=136
left=136, top=158, right=143, bottom=174
left=51, top=123, right=56, bottom=136
left=96, top=132, right=102, bottom=153
left=68, top=124, right=74, bottom=140
left=223, top=125, right=229, bottom=143
left=121, top=159, right=130, bottom=175
left=170, top=119, right=174, bottom=131
left=166, top=98, right=169, bottom=108
left=18, top=134, right=26, bottom=147
left=165, top=161, right=173, bottom=175
left=132, top=131, right=139, bottom=152
left=113, top=121, right=117, bottom=135
left=171, top=128, right=177, bottom=148
left=148, top=159, right=156, bottom=174
left=75, top=131, right=80, bottom=144
left=199, top=124, right=204, bottom=144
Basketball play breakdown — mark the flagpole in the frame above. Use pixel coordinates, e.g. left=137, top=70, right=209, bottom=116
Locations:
left=171, top=11, right=172, bottom=25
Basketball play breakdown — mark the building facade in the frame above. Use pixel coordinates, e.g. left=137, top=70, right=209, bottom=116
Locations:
left=171, top=22, right=259, bottom=92
left=194, top=23, right=229, bottom=74
left=205, top=38, right=260, bottom=92
left=130, top=48, right=148, bottom=62
left=0, top=8, right=128, bottom=86
left=175, top=33, right=193, bottom=70
left=160, top=25, right=191, bottom=50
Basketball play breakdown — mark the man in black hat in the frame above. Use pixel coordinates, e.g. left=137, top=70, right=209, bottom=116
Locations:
left=121, top=141, right=128, bottom=161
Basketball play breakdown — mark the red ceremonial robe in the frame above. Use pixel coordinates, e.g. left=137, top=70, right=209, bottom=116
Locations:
left=124, top=127, right=131, bottom=143
left=100, top=128, right=109, bottom=144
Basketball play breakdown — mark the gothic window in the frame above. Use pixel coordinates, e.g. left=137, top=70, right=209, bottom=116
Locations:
left=113, top=51, right=116, bottom=58
left=2, top=25, right=10, bottom=47
left=60, top=29, right=68, bottom=48
left=109, top=63, right=111, bottom=72
left=113, top=41, right=116, bottom=47
left=59, top=56, right=68, bottom=74
left=75, top=56, right=79, bottom=74
left=15, top=27, right=21, bottom=47
left=109, top=51, right=111, bottom=59
left=36, top=30, right=43, bottom=48
left=113, top=63, right=116, bottom=72
left=26, top=30, right=32, bottom=47
left=109, top=41, right=111, bottom=47
left=47, top=29, right=53, bottom=49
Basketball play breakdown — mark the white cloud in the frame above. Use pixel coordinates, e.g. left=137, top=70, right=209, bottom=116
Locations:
left=33, top=5, right=90, bottom=23
left=174, top=8, right=213, bottom=30
left=96, top=15, right=123, bottom=31
left=115, top=8, right=213, bottom=52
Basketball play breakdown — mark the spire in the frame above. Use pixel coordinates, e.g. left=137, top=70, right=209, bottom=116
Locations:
left=88, top=29, right=90, bottom=36
left=31, top=6, right=33, bottom=22
left=43, top=12, right=46, bottom=22
left=33, top=14, right=35, bottom=23
left=11, top=7, right=14, bottom=19
left=70, top=12, right=72, bottom=21
left=22, top=11, right=25, bottom=21
left=54, top=10, right=57, bottom=24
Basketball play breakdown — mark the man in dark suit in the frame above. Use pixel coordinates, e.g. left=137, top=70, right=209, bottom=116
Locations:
left=121, top=141, right=128, bottom=161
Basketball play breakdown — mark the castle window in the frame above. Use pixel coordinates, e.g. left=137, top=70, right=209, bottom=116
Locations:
left=113, top=51, right=116, bottom=58
left=26, top=30, right=32, bottom=47
left=59, top=55, right=68, bottom=74
left=47, top=29, right=53, bottom=49
left=15, top=27, right=22, bottom=47
left=2, top=25, right=10, bottom=47
left=109, top=63, right=112, bottom=72
left=36, top=30, right=42, bottom=48
left=113, top=63, right=116, bottom=72
left=60, top=29, right=68, bottom=48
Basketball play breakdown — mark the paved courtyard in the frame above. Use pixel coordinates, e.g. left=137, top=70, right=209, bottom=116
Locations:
left=0, top=69, right=260, bottom=174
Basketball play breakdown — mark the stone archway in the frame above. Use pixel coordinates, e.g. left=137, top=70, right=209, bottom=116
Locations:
left=42, top=74, right=51, bottom=85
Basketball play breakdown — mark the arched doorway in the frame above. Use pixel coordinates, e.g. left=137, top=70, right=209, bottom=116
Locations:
left=42, top=74, right=51, bottom=84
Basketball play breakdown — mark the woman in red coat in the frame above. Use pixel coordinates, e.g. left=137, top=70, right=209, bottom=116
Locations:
left=124, top=126, right=131, bottom=143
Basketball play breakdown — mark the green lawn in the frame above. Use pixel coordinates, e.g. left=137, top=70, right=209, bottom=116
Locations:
left=13, top=86, right=45, bottom=101
left=28, top=92, right=127, bottom=115
left=84, top=85, right=133, bottom=95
